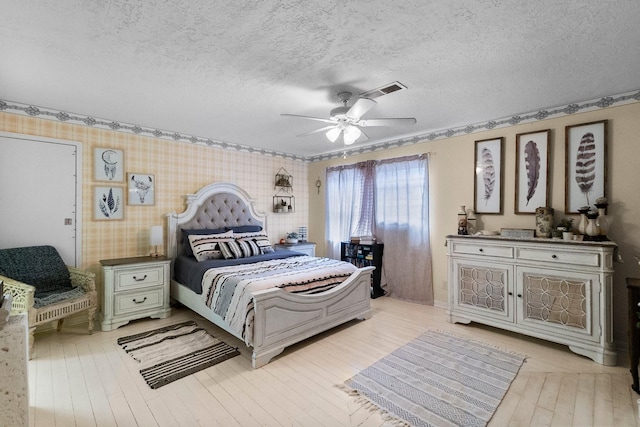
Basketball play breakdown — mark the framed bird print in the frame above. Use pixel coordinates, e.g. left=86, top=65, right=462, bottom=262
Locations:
left=474, top=137, right=504, bottom=214
left=565, top=120, right=607, bottom=213
left=515, top=130, right=550, bottom=214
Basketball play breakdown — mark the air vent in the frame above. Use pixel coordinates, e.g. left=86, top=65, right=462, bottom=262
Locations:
left=359, top=81, right=407, bottom=99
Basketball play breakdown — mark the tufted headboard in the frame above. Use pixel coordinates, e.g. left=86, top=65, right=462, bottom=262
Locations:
left=167, top=182, right=266, bottom=259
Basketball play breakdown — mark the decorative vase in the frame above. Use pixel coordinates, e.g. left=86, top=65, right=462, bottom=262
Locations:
left=286, top=238, right=298, bottom=244
left=595, top=198, right=610, bottom=236
left=585, top=212, right=600, bottom=237
left=466, top=208, right=477, bottom=235
left=457, top=205, right=468, bottom=235
left=535, top=207, right=554, bottom=238
left=577, top=206, right=590, bottom=235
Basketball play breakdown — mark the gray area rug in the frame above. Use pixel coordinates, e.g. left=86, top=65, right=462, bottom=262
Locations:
left=340, top=330, right=525, bottom=427
left=117, top=320, right=239, bottom=389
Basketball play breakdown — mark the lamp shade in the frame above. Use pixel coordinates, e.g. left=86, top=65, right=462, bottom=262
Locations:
left=150, top=226, right=164, bottom=246
left=343, top=125, right=362, bottom=145
left=326, top=127, right=341, bottom=143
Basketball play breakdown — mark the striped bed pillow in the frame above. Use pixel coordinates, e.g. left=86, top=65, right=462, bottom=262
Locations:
left=188, top=231, right=234, bottom=261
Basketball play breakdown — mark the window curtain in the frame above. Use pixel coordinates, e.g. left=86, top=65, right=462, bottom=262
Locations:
left=325, top=155, right=432, bottom=304
left=375, top=155, right=432, bottom=304
left=325, top=165, right=363, bottom=259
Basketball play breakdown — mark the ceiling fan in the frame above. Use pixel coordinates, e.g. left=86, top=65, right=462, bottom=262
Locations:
left=281, top=91, right=417, bottom=145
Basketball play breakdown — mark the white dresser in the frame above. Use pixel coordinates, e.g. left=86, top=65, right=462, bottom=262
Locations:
left=446, top=235, right=617, bottom=365
left=274, top=242, right=316, bottom=257
left=100, top=256, right=171, bottom=331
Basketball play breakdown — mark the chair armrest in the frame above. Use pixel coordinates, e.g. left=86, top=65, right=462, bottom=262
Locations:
left=68, top=266, right=96, bottom=293
left=0, top=274, right=35, bottom=315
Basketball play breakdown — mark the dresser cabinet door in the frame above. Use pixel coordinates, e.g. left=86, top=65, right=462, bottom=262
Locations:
left=452, top=259, right=514, bottom=322
left=516, top=266, right=601, bottom=343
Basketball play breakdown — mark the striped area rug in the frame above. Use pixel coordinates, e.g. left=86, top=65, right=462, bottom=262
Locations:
left=340, top=330, right=525, bottom=427
left=117, top=320, right=239, bottom=389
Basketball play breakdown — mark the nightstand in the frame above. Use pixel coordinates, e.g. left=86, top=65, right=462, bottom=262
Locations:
left=274, top=242, right=316, bottom=257
left=99, top=256, right=171, bottom=331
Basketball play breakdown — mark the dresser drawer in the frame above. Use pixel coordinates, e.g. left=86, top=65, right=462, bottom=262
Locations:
left=113, top=287, right=164, bottom=316
left=516, top=247, right=600, bottom=267
left=115, top=265, right=164, bottom=291
left=451, top=241, right=514, bottom=258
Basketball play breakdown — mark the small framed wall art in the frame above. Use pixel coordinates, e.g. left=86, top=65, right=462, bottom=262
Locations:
left=565, top=120, right=607, bottom=213
left=128, top=173, right=155, bottom=205
left=474, top=137, right=504, bottom=214
left=515, top=129, right=550, bottom=214
left=94, top=148, right=124, bottom=182
left=94, top=186, right=124, bottom=220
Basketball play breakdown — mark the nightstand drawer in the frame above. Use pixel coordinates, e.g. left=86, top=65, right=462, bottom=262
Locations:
left=115, top=265, right=164, bottom=291
left=114, top=287, right=164, bottom=316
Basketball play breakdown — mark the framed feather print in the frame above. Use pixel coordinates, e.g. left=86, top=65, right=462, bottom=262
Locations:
left=474, top=137, right=504, bottom=214
left=565, top=120, right=608, bottom=213
left=93, top=186, right=124, bottom=220
left=515, top=130, right=550, bottom=214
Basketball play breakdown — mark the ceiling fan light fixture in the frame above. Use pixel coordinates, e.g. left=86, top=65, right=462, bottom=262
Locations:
left=326, top=127, right=341, bottom=143
left=343, top=125, right=362, bottom=145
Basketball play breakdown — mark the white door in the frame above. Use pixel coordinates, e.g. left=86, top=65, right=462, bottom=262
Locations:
left=0, top=133, right=81, bottom=266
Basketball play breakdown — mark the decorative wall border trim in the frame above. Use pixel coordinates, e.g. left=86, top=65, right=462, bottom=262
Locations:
left=309, top=89, right=640, bottom=162
left=0, top=99, right=307, bottom=162
left=1, top=89, right=639, bottom=163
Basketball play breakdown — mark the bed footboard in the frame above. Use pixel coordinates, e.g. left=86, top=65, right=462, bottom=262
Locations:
left=250, top=266, right=374, bottom=368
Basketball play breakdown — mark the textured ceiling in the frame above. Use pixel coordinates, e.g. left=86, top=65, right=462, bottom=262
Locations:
left=1, top=0, right=639, bottom=158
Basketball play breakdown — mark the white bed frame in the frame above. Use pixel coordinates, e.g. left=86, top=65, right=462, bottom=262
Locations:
left=167, top=182, right=373, bottom=368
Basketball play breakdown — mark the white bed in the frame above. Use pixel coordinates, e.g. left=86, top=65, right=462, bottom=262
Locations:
left=167, top=182, right=373, bottom=368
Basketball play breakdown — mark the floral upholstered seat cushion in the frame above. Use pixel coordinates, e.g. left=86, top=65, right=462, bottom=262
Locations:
left=0, top=245, right=73, bottom=298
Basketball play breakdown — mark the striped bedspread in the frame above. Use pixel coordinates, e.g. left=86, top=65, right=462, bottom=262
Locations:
left=201, top=256, right=357, bottom=345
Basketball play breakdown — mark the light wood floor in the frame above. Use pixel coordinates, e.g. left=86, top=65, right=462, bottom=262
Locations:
left=28, top=297, right=639, bottom=427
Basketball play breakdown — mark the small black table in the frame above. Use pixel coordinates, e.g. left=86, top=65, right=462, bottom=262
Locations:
left=627, top=278, right=640, bottom=393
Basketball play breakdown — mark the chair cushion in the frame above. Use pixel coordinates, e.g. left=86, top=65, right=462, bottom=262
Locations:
left=34, top=286, right=86, bottom=308
left=0, top=245, right=73, bottom=297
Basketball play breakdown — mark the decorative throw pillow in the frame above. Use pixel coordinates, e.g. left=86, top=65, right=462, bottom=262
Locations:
left=255, top=237, right=275, bottom=254
left=237, top=239, right=261, bottom=257
left=182, top=228, right=227, bottom=257
left=188, top=230, right=234, bottom=261
left=218, top=240, right=244, bottom=259
left=236, top=232, right=275, bottom=254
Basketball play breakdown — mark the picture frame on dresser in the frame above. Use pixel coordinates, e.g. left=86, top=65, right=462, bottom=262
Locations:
left=474, top=137, right=504, bottom=214
left=93, top=186, right=124, bottom=220
left=515, top=129, right=550, bottom=214
left=565, top=120, right=608, bottom=213
left=94, top=148, right=124, bottom=182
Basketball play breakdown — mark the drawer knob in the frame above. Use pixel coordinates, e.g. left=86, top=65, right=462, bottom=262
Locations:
left=517, top=294, right=522, bottom=298
left=551, top=254, right=557, bottom=259
left=132, top=297, right=147, bottom=304
left=478, top=248, right=484, bottom=252
left=133, top=274, right=148, bottom=281
left=508, top=291, right=513, bottom=296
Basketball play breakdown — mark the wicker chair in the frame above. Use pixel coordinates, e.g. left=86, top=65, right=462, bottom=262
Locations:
left=0, top=245, right=97, bottom=359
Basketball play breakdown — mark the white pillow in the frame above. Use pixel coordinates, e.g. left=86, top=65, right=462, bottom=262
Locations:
left=188, top=230, right=234, bottom=261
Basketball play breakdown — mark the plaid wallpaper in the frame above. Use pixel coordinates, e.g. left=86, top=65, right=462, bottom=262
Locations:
left=0, top=112, right=309, bottom=276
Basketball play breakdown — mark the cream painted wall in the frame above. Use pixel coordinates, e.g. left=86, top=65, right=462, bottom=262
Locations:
left=308, top=102, right=640, bottom=352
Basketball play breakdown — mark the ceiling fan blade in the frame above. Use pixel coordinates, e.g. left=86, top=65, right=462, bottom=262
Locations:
left=358, top=118, right=417, bottom=127
left=281, top=114, right=336, bottom=124
left=346, top=98, right=376, bottom=121
left=296, top=125, right=337, bottom=137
